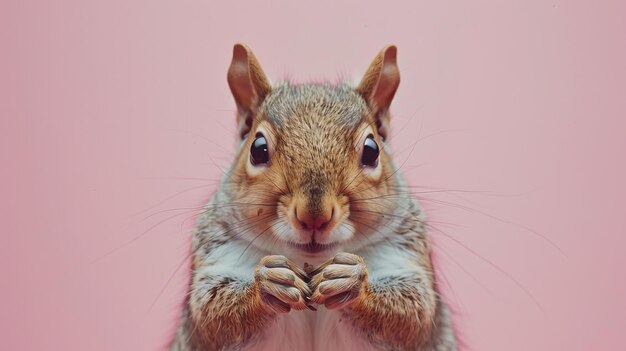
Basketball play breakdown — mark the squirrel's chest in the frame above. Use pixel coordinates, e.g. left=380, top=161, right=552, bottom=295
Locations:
left=244, top=308, right=383, bottom=351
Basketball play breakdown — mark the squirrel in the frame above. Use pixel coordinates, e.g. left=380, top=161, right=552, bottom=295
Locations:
left=169, top=43, right=457, bottom=351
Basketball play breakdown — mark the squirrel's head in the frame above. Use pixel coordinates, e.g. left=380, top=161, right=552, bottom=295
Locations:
left=224, top=44, right=401, bottom=259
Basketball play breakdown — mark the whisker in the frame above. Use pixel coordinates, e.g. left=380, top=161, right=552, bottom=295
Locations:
left=90, top=208, right=205, bottom=265
left=429, top=236, right=498, bottom=299
left=146, top=248, right=193, bottom=314
left=419, top=197, right=564, bottom=255
left=166, top=127, right=233, bottom=153
left=426, top=223, right=544, bottom=312
left=127, top=184, right=215, bottom=219
left=236, top=223, right=276, bottom=263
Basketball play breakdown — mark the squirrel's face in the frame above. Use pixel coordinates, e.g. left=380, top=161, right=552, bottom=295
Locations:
left=224, top=44, right=400, bottom=259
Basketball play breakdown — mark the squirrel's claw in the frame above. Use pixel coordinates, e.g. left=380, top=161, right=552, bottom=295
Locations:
left=308, top=252, right=368, bottom=310
left=255, top=255, right=313, bottom=313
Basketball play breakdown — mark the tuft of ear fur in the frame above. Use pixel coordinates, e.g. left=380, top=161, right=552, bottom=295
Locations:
left=227, top=43, right=272, bottom=139
left=356, top=45, right=400, bottom=140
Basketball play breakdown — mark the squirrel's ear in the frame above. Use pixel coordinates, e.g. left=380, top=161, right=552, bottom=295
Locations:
left=356, top=45, right=400, bottom=140
left=227, top=43, right=271, bottom=139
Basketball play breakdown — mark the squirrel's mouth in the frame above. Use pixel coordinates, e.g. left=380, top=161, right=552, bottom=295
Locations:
left=289, top=240, right=338, bottom=254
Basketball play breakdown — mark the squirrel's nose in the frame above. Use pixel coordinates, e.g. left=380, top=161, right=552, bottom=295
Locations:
left=295, top=207, right=334, bottom=231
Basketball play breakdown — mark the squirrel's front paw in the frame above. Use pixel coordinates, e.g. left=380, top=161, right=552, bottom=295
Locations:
left=307, top=252, right=368, bottom=310
left=254, top=255, right=312, bottom=313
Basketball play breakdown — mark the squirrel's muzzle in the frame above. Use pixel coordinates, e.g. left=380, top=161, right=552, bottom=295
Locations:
left=291, top=191, right=338, bottom=235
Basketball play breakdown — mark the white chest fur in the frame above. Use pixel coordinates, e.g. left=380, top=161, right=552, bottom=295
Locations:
left=200, top=238, right=414, bottom=351
left=224, top=244, right=411, bottom=351
left=243, top=308, right=383, bottom=351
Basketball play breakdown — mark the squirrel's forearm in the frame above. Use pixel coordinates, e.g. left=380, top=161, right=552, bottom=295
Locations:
left=184, top=275, right=274, bottom=349
left=346, top=274, right=438, bottom=350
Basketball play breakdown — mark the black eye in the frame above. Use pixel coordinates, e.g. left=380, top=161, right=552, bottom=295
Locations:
left=361, top=135, right=379, bottom=167
left=250, top=133, right=270, bottom=165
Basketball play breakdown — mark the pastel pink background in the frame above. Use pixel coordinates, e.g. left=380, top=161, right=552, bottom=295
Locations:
left=2, top=0, right=625, bottom=350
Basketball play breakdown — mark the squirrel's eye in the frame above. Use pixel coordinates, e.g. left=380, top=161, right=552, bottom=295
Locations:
left=250, top=133, right=270, bottom=166
left=361, top=135, right=379, bottom=167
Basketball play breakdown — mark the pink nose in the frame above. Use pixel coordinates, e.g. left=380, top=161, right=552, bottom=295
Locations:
left=295, top=208, right=333, bottom=231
